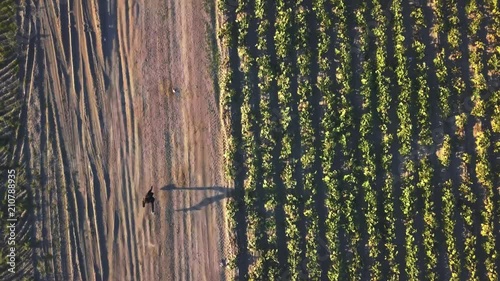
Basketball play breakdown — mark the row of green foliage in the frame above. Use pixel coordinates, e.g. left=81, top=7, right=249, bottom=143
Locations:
left=319, top=0, right=340, bottom=279
left=255, top=0, right=282, bottom=278
left=432, top=0, right=461, bottom=278
left=274, top=0, right=302, bottom=279
left=356, top=2, right=381, bottom=279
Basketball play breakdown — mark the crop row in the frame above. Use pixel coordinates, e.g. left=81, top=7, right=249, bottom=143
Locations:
left=318, top=0, right=341, bottom=279
left=274, top=0, right=302, bottom=279
left=488, top=3, right=500, bottom=134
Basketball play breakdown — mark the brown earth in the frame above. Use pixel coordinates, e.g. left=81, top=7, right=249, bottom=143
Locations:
left=19, top=0, right=232, bottom=280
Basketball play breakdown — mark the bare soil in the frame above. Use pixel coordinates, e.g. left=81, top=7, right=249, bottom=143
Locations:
left=20, top=0, right=231, bottom=280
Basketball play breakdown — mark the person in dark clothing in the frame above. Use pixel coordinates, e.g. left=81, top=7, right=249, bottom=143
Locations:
left=143, top=186, right=155, bottom=213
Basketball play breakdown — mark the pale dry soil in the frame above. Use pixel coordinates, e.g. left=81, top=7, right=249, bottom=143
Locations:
left=20, top=0, right=231, bottom=280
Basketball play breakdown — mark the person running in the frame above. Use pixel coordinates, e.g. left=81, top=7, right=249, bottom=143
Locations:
left=143, top=186, right=155, bottom=213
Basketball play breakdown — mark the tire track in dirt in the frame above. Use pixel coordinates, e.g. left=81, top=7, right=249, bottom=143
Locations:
left=50, top=0, right=93, bottom=278
left=115, top=0, right=142, bottom=275
left=47, top=84, right=75, bottom=280
left=24, top=0, right=107, bottom=279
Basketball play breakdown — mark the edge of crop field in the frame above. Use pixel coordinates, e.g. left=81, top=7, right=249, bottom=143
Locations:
left=0, top=1, right=33, bottom=280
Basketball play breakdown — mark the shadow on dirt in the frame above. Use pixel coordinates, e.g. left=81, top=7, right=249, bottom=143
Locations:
left=161, top=184, right=234, bottom=212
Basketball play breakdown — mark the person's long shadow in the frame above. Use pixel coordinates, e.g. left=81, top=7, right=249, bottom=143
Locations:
left=161, top=184, right=233, bottom=212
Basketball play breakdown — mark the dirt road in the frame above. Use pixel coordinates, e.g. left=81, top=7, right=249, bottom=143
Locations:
left=20, top=0, right=230, bottom=280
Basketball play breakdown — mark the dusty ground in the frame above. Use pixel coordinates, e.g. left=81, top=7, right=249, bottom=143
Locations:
left=20, top=0, right=231, bottom=280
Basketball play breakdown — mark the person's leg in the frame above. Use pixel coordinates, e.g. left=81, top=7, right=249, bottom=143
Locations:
left=151, top=198, right=155, bottom=213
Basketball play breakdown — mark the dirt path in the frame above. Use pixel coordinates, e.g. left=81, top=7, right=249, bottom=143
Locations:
left=21, top=0, right=231, bottom=280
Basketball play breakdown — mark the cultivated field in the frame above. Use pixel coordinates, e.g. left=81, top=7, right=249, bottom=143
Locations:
left=219, top=0, right=499, bottom=280
left=1, top=0, right=499, bottom=280
left=1, top=0, right=232, bottom=280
